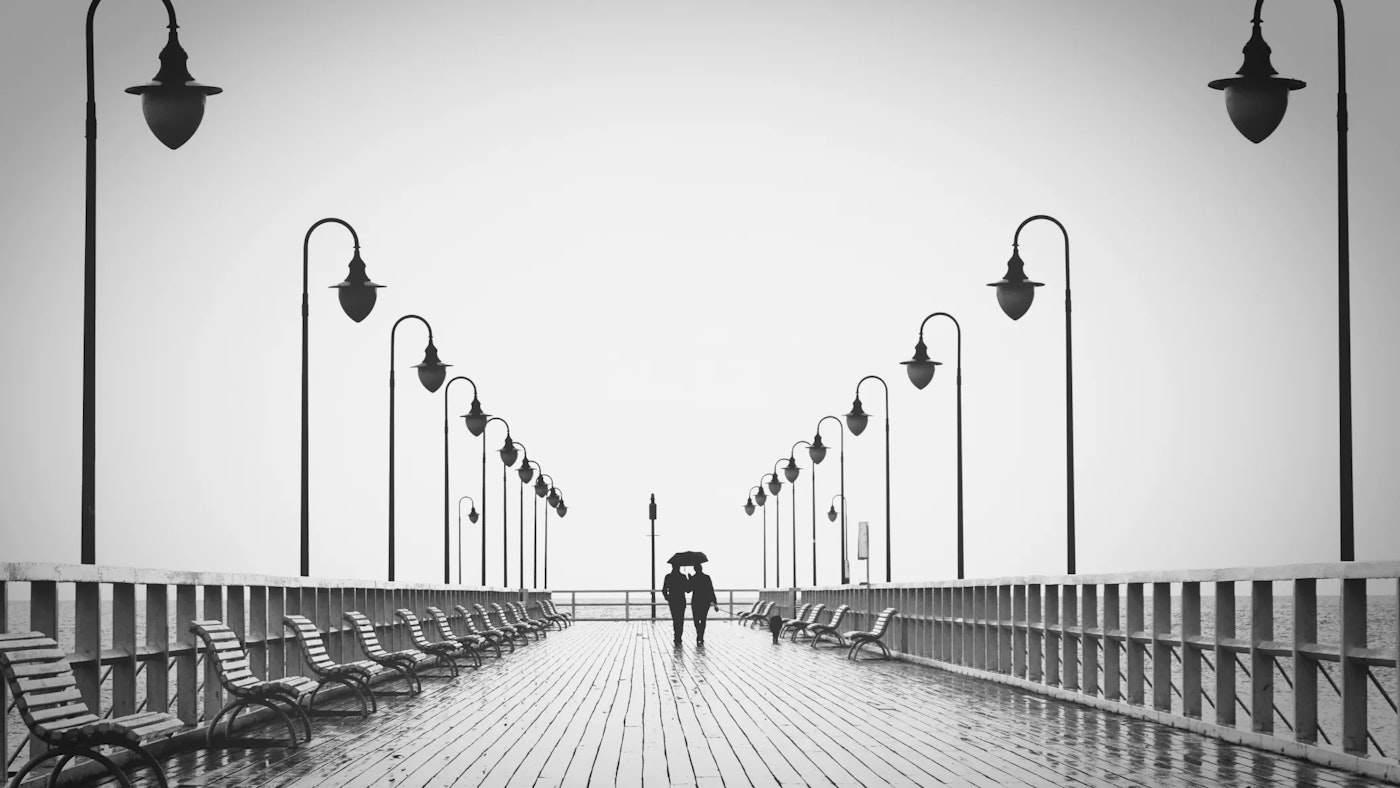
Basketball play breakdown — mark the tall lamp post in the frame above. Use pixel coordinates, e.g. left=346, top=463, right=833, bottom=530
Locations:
left=444, top=376, right=485, bottom=584
left=1209, top=0, right=1353, bottom=561
left=988, top=215, right=1075, bottom=574
left=537, top=474, right=555, bottom=588
left=845, top=375, right=891, bottom=581
left=300, top=218, right=382, bottom=577
left=481, top=416, right=510, bottom=586
left=744, top=484, right=767, bottom=587
left=764, top=471, right=783, bottom=587
left=812, top=416, right=847, bottom=584
left=519, top=457, right=540, bottom=589
left=787, top=441, right=815, bottom=586
left=387, top=315, right=449, bottom=581
left=456, top=496, right=478, bottom=585
left=82, top=0, right=220, bottom=564
left=500, top=438, right=527, bottom=588
left=902, top=311, right=965, bottom=579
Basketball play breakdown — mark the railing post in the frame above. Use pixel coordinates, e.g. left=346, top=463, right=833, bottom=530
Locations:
left=1215, top=581, right=1236, bottom=727
left=203, top=584, right=224, bottom=718
left=268, top=586, right=286, bottom=680
left=1153, top=582, right=1171, bottom=712
left=1045, top=584, right=1061, bottom=688
left=146, top=583, right=169, bottom=716
left=0, top=579, right=7, bottom=765
left=625, top=590, right=631, bottom=621
left=1339, top=577, right=1367, bottom=754
left=1012, top=584, right=1026, bottom=678
left=1293, top=578, right=1317, bottom=744
left=1103, top=584, right=1120, bottom=701
left=1250, top=580, right=1273, bottom=734
left=74, top=581, right=100, bottom=712
left=1126, top=583, right=1144, bottom=706
left=175, top=584, right=197, bottom=724
left=1082, top=583, right=1098, bottom=697
left=954, top=585, right=966, bottom=665
left=1063, top=584, right=1079, bottom=693
left=973, top=585, right=986, bottom=670
left=1028, top=584, right=1042, bottom=683
left=112, top=582, right=137, bottom=717
left=999, top=585, right=1012, bottom=673
left=249, top=585, right=268, bottom=679
left=1182, top=582, right=1201, bottom=719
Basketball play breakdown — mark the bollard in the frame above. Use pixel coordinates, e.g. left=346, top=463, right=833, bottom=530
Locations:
left=768, top=615, right=784, bottom=644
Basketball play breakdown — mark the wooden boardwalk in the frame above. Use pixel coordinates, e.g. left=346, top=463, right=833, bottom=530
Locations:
left=95, top=619, right=1391, bottom=787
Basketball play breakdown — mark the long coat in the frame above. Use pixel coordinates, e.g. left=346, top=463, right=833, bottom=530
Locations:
left=689, top=572, right=716, bottom=607
left=661, top=571, right=690, bottom=605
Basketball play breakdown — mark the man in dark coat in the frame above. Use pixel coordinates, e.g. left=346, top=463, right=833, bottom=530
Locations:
left=689, top=564, right=718, bottom=645
left=661, top=561, right=690, bottom=645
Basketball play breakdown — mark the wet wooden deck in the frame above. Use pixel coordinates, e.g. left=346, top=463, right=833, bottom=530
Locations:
left=98, top=619, right=1389, bottom=787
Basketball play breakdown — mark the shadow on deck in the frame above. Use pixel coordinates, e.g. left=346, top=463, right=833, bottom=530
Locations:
left=82, top=619, right=1389, bottom=787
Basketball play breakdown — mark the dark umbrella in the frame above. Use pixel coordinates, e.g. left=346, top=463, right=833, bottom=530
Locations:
left=667, top=550, right=708, bottom=566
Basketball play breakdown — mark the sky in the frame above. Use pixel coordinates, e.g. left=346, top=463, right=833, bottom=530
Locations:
left=1, top=0, right=1398, bottom=592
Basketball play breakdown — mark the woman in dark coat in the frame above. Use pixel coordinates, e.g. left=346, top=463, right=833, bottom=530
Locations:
left=661, top=561, right=690, bottom=645
left=689, top=564, right=718, bottom=645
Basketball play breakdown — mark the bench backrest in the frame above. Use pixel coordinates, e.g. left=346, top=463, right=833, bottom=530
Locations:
left=790, top=603, right=811, bottom=621
left=345, top=611, right=391, bottom=659
left=870, top=608, right=898, bottom=636
left=0, top=631, right=98, bottom=743
left=425, top=606, right=459, bottom=641
left=395, top=609, right=434, bottom=648
left=802, top=603, right=826, bottom=624
left=189, top=619, right=259, bottom=693
left=283, top=614, right=338, bottom=674
left=508, top=601, right=531, bottom=620
left=454, top=605, right=491, bottom=635
left=825, top=604, right=851, bottom=628
left=492, top=603, right=520, bottom=626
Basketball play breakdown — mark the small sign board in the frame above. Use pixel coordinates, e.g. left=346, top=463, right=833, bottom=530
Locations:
left=857, top=521, right=869, bottom=560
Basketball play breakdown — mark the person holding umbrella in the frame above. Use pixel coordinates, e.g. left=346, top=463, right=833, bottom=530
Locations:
left=689, top=556, right=717, bottom=646
left=661, top=558, right=691, bottom=645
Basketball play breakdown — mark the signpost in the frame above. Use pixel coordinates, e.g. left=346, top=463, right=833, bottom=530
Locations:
left=858, top=521, right=871, bottom=621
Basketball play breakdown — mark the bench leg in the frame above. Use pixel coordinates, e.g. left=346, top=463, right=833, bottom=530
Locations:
left=28, top=747, right=132, bottom=788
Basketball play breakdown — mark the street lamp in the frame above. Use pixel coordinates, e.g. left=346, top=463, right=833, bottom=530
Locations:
left=443, top=376, right=483, bottom=584
left=502, top=439, right=528, bottom=589
left=538, top=474, right=554, bottom=588
left=480, top=416, right=509, bottom=587
left=845, top=375, right=891, bottom=581
left=790, top=440, right=817, bottom=586
left=763, top=470, right=783, bottom=587
left=82, top=0, right=220, bottom=565
left=988, top=215, right=1076, bottom=574
left=456, top=496, right=478, bottom=585
left=1209, top=0, right=1354, bottom=562
left=388, top=315, right=449, bottom=581
left=300, top=218, right=382, bottom=577
left=813, top=415, right=847, bottom=584
left=745, top=484, right=767, bottom=587
left=903, top=311, right=965, bottom=579
left=521, top=458, right=542, bottom=588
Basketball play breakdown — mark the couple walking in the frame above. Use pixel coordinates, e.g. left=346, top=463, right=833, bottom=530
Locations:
left=661, top=561, right=717, bottom=645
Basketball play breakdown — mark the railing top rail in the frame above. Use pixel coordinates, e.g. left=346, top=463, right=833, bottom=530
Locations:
left=789, top=560, right=1400, bottom=589
left=0, top=561, right=525, bottom=591
left=548, top=588, right=761, bottom=594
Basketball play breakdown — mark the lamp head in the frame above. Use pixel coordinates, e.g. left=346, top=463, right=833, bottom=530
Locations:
left=462, top=397, right=489, bottom=437
left=413, top=339, right=450, bottom=392
left=1207, top=17, right=1306, bottom=144
left=988, top=247, right=1043, bottom=320
left=329, top=249, right=383, bottom=323
left=517, top=461, right=535, bottom=484
left=902, top=336, right=942, bottom=390
left=124, top=30, right=221, bottom=150
left=783, top=456, right=800, bottom=483
left=557, top=504, right=568, bottom=518
left=807, top=433, right=828, bottom=464
left=468, top=507, right=479, bottom=524
left=744, top=498, right=756, bottom=516
left=547, top=489, right=561, bottom=508
left=498, top=436, right=519, bottom=467
left=844, top=397, right=869, bottom=436
left=766, top=474, right=782, bottom=496
left=534, top=477, right=549, bottom=498
left=754, top=488, right=768, bottom=507
left=827, top=504, right=838, bottom=522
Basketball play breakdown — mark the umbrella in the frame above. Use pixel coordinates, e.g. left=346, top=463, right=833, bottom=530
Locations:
left=667, top=550, right=708, bottom=566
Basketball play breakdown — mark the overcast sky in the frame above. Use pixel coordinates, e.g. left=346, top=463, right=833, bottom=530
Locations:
left=2, top=0, right=1397, bottom=591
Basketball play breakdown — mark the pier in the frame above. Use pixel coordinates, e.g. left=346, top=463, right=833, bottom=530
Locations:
left=4, top=562, right=1400, bottom=786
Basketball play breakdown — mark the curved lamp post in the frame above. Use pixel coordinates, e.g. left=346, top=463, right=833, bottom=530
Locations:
left=300, top=218, right=382, bottom=577
left=745, top=484, right=767, bottom=587
left=988, top=215, right=1075, bottom=574
left=537, top=473, right=554, bottom=588
left=82, top=0, right=220, bottom=564
left=813, top=415, right=847, bottom=584
left=1209, top=0, right=1353, bottom=562
left=520, top=457, right=541, bottom=588
left=456, top=496, right=478, bottom=585
left=480, top=416, right=509, bottom=586
left=388, top=315, right=449, bottom=581
left=443, top=376, right=485, bottom=584
left=903, top=311, right=965, bottom=579
left=501, top=439, right=527, bottom=589
left=763, top=470, right=783, bottom=587
left=845, top=375, right=891, bottom=581
left=789, top=440, right=816, bottom=586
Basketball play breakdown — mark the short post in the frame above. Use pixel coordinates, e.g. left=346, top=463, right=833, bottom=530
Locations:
left=649, top=494, right=657, bottom=621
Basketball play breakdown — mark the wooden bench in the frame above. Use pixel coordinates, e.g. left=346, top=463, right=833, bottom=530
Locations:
left=344, top=610, right=436, bottom=693
left=738, top=601, right=774, bottom=627
left=806, top=604, right=851, bottom=648
left=454, top=604, right=515, bottom=653
left=732, top=600, right=763, bottom=623
left=395, top=609, right=476, bottom=673
left=473, top=603, right=531, bottom=646
left=534, top=600, right=569, bottom=629
left=844, top=608, right=898, bottom=660
left=781, top=603, right=826, bottom=640
left=283, top=614, right=395, bottom=715
left=426, top=606, right=499, bottom=659
left=493, top=603, right=545, bottom=641
left=0, top=631, right=186, bottom=788
left=540, top=599, right=572, bottom=627
left=189, top=619, right=317, bottom=748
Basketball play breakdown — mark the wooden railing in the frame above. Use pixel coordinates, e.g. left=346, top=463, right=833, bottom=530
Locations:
left=791, top=561, right=1400, bottom=783
left=547, top=589, right=760, bottom=621
left=1, top=562, right=547, bottom=778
